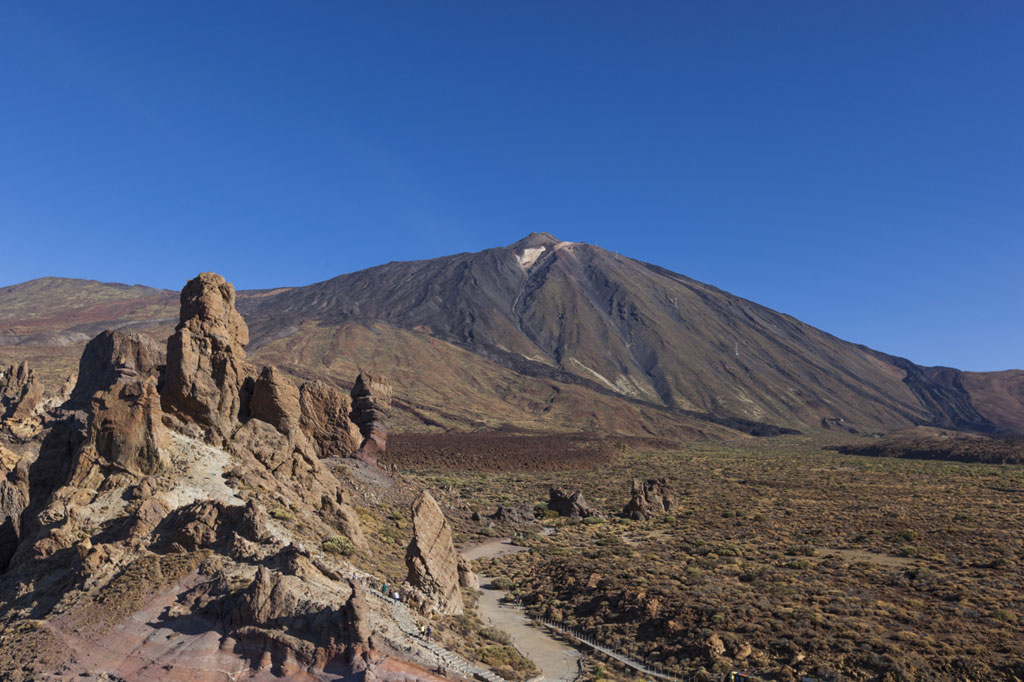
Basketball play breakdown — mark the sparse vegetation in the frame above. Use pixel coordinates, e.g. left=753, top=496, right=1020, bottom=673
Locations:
left=270, top=508, right=293, bottom=521
left=408, top=434, right=1024, bottom=680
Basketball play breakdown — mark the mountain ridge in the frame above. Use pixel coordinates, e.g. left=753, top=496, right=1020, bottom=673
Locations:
left=1, top=235, right=1021, bottom=437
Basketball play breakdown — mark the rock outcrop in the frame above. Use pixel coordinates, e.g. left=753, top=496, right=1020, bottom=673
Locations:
left=350, top=373, right=392, bottom=458
left=489, top=503, right=536, bottom=525
left=548, top=486, right=599, bottom=518
left=405, top=491, right=463, bottom=616
left=0, top=271, right=387, bottom=680
left=153, top=499, right=274, bottom=552
left=457, top=555, right=479, bottom=590
left=162, top=272, right=254, bottom=443
left=621, top=478, right=676, bottom=520
left=225, top=565, right=372, bottom=669
left=0, top=362, right=44, bottom=421
left=300, top=380, right=361, bottom=458
left=66, top=330, right=164, bottom=408
left=249, top=365, right=303, bottom=436
left=68, top=331, right=170, bottom=485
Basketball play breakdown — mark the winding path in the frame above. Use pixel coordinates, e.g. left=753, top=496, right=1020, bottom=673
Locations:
left=463, top=539, right=581, bottom=682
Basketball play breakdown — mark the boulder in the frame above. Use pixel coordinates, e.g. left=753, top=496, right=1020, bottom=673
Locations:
left=350, top=373, right=392, bottom=458
left=621, top=478, right=676, bottom=520
left=300, top=380, right=361, bottom=458
left=404, top=491, right=463, bottom=615
left=162, top=272, right=255, bottom=443
left=548, top=487, right=599, bottom=518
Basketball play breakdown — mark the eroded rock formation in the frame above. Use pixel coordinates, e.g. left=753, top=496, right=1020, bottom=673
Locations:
left=68, top=330, right=170, bottom=486
left=162, top=272, right=254, bottom=443
left=405, top=490, right=464, bottom=616
left=250, top=365, right=302, bottom=437
left=300, top=380, right=361, bottom=458
left=0, top=271, right=385, bottom=680
left=0, top=362, right=44, bottom=421
left=548, top=486, right=599, bottom=518
left=621, top=478, right=675, bottom=520
left=350, top=372, right=392, bottom=458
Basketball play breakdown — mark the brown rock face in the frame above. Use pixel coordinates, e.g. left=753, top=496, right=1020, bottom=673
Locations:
left=227, top=566, right=371, bottom=666
left=548, top=487, right=599, bottom=518
left=405, top=491, right=463, bottom=615
left=320, top=493, right=368, bottom=550
left=621, top=478, right=676, bottom=520
left=67, top=331, right=170, bottom=485
left=0, top=459, right=29, bottom=571
left=250, top=365, right=302, bottom=436
left=153, top=499, right=274, bottom=552
left=162, top=272, right=254, bottom=442
left=0, top=362, right=44, bottom=421
left=300, top=380, right=361, bottom=458
left=350, top=373, right=392, bottom=458
left=67, top=330, right=164, bottom=408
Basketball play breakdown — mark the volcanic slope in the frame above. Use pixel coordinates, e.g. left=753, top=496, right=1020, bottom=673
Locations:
left=237, top=233, right=1015, bottom=434
left=1, top=234, right=1019, bottom=436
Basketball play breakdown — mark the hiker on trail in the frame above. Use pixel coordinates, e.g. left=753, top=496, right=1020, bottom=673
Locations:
left=419, top=624, right=425, bottom=638
left=393, top=590, right=400, bottom=605
left=426, top=625, right=432, bottom=639
left=381, top=583, right=388, bottom=596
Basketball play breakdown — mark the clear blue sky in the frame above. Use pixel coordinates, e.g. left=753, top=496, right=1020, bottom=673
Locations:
left=1, top=2, right=1021, bottom=371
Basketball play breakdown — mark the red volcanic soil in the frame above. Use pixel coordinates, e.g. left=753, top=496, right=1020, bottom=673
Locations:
left=385, top=432, right=620, bottom=471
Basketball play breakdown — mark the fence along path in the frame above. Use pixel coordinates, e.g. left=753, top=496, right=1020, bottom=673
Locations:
left=534, top=616, right=679, bottom=681
left=360, top=576, right=506, bottom=682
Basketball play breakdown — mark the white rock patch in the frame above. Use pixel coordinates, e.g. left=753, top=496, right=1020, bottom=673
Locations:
left=516, top=246, right=546, bottom=269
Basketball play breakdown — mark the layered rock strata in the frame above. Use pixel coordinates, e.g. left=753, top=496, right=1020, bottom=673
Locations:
left=350, top=372, right=392, bottom=458
left=404, top=491, right=466, bottom=616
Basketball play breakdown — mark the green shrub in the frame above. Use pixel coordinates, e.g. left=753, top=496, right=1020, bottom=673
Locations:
left=478, top=645, right=536, bottom=673
left=271, top=508, right=292, bottom=521
left=786, top=543, right=816, bottom=557
left=322, top=535, right=355, bottom=556
left=491, top=576, right=514, bottom=591
left=480, top=626, right=512, bottom=644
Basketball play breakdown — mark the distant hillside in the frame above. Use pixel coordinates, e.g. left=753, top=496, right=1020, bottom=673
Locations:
left=2, top=235, right=1020, bottom=437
